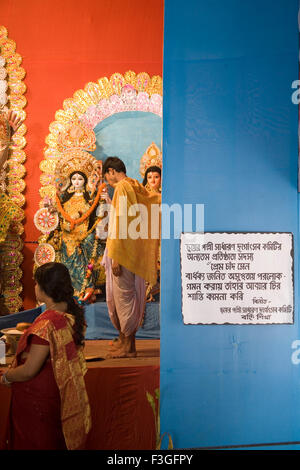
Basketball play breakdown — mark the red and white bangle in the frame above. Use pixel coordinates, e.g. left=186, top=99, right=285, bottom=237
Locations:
left=1, top=372, right=12, bottom=385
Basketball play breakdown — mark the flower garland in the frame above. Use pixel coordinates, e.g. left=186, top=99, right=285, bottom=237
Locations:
left=78, top=235, right=99, bottom=303
left=55, top=182, right=106, bottom=230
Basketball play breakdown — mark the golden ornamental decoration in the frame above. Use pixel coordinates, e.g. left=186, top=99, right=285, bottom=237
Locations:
left=39, top=70, right=162, bottom=208
left=35, top=70, right=162, bottom=291
left=54, top=148, right=101, bottom=193
left=140, top=142, right=163, bottom=179
left=57, top=120, right=96, bottom=153
left=0, top=25, right=27, bottom=314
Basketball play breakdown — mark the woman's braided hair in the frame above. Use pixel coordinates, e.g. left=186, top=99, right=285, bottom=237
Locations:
left=34, top=262, right=85, bottom=346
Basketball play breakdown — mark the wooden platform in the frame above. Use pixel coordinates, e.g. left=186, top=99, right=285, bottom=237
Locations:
left=84, top=339, right=160, bottom=368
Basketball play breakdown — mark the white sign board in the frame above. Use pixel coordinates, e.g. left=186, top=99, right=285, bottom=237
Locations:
left=181, top=232, right=294, bottom=324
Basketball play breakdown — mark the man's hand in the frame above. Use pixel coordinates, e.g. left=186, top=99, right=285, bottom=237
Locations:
left=112, top=260, right=122, bottom=277
left=7, top=110, right=23, bottom=135
left=100, top=189, right=112, bottom=204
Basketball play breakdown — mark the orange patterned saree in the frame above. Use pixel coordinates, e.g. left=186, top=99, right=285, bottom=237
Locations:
left=10, top=309, right=91, bottom=450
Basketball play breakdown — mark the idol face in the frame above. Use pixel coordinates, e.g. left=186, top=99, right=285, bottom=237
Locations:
left=71, top=173, right=85, bottom=191
left=147, top=171, right=161, bottom=190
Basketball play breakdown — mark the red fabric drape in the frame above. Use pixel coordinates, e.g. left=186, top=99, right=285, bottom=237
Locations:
left=0, top=0, right=163, bottom=309
left=85, top=366, right=159, bottom=450
left=0, top=364, right=159, bottom=450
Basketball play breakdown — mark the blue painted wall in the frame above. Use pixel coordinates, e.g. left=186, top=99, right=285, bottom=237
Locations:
left=161, top=0, right=300, bottom=449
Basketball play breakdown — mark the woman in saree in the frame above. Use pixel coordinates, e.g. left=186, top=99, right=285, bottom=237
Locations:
left=0, top=262, right=91, bottom=450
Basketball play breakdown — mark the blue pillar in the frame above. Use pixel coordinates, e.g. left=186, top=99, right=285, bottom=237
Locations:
left=161, top=0, right=300, bottom=449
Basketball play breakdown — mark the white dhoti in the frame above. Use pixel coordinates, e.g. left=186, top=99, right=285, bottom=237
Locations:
left=102, top=249, right=146, bottom=337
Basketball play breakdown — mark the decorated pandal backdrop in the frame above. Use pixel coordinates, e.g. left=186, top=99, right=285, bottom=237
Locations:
left=34, top=74, right=162, bottom=302
left=3, top=0, right=300, bottom=452
left=0, top=0, right=163, bottom=313
left=0, top=1, right=163, bottom=450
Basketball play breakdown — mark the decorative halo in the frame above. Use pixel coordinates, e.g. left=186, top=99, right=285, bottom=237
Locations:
left=34, top=243, right=56, bottom=266
left=57, top=120, right=96, bottom=153
left=54, top=148, right=100, bottom=192
left=139, top=142, right=162, bottom=178
left=34, top=207, right=59, bottom=233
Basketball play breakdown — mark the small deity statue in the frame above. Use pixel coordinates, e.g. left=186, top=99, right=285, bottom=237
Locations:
left=140, top=142, right=162, bottom=194
left=142, top=165, right=161, bottom=193
left=34, top=121, right=108, bottom=303
left=140, top=143, right=162, bottom=302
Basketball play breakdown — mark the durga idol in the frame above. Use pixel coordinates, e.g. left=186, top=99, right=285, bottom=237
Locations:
left=40, top=149, right=107, bottom=302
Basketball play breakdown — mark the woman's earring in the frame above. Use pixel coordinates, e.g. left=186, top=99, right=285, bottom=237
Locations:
left=67, top=184, right=75, bottom=193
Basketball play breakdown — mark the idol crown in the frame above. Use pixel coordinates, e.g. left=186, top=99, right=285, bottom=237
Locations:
left=140, top=142, right=162, bottom=178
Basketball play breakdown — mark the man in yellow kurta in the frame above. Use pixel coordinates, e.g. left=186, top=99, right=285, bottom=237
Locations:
left=102, top=157, right=161, bottom=357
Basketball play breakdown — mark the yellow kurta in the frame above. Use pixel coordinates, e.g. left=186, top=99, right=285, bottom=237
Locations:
left=106, top=177, right=161, bottom=286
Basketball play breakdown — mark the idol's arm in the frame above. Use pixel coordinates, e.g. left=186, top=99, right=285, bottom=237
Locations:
left=0, top=144, right=9, bottom=171
left=0, top=110, right=23, bottom=171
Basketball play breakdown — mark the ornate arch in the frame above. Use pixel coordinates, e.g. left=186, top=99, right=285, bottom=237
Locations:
left=39, top=70, right=162, bottom=205
left=0, top=26, right=27, bottom=313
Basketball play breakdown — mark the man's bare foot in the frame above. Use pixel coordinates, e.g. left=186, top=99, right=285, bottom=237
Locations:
left=106, top=332, right=137, bottom=358
left=109, top=336, right=124, bottom=350
left=106, top=349, right=137, bottom=359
